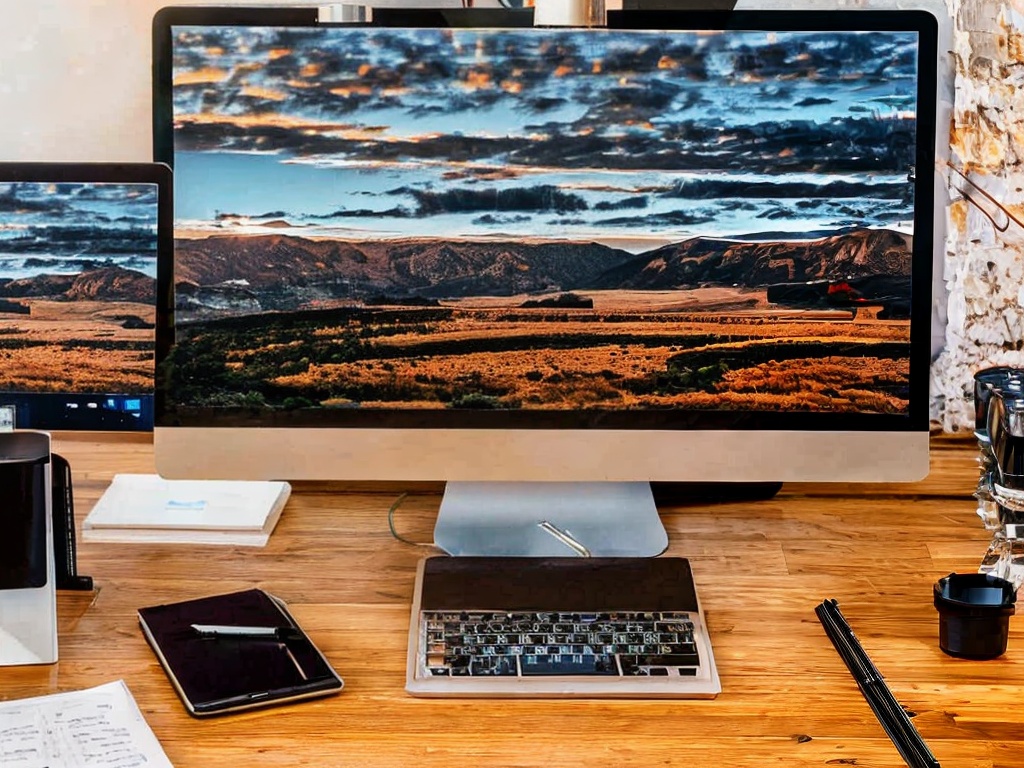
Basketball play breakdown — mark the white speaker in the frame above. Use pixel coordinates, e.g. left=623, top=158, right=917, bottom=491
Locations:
left=0, top=431, right=57, bottom=666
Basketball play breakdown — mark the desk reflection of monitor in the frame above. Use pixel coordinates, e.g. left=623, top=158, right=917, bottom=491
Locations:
left=0, top=163, right=171, bottom=432
left=152, top=6, right=937, bottom=556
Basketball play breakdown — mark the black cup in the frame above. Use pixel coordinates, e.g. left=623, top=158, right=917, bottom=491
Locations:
left=0, top=432, right=51, bottom=590
left=934, top=573, right=1017, bottom=659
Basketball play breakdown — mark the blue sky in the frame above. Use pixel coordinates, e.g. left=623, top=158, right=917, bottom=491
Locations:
left=0, top=182, right=159, bottom=278
left=171, top=26, right=920, bottom=243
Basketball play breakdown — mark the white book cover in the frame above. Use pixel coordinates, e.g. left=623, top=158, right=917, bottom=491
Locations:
left=82, top=474, right=291, bottom=546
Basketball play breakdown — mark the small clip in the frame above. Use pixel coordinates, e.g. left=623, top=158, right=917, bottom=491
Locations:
left=537, top=520, right=591, bottom=557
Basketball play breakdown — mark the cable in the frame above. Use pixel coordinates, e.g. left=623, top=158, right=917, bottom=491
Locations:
left=947, top=161, right=1024, bottom=235
left=386, top=492, right=438, bottom=549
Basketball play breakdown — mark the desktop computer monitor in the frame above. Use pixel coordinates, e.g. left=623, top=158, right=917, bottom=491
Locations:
left=152, top=6, right=937, bottom=556
left=0, top=163, right=171, bottom=432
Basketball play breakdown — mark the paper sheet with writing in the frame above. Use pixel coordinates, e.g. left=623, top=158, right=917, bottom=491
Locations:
left=0, top=680, right=174, bottom=768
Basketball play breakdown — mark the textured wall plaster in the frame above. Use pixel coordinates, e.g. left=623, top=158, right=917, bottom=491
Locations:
left=933, top=0, right=1024, bottom=431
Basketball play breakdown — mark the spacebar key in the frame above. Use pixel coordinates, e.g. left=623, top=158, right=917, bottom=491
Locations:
left=521, top=655, right=618, bottom=676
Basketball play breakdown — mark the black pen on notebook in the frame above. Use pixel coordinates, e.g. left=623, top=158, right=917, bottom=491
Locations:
left=191, top=624, right=309, bottom=680
left=191, top=624, right=300, bottom=641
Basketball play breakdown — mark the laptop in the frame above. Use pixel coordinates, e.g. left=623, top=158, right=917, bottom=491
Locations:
left=406, top=556, right=722, bottom=697
left=0, top=163, right=171, bottom=431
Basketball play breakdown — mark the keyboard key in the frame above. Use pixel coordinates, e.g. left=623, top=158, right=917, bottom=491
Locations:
left=470, top=657, right=517, bottom=676
left=619, top=653, right=701, bottom=674
left=521, top=654, right=617, bottom=676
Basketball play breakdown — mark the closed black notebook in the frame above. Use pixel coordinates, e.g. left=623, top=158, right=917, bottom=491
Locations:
left=138, top=589, right=343, bottom=716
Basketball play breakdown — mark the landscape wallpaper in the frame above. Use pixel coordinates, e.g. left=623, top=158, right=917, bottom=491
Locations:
left=0, top=182, right=157, bottom=397
left=166, top=25, right=921, bottom=417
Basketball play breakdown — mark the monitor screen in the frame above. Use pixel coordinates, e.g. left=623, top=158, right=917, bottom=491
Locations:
left=152, top=8, right=937, bottom=494
left=0, top=164, right=170, bottom=431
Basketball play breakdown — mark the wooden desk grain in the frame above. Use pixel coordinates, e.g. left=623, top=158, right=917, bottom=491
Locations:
left=1, top=433, right=1015, bottom=768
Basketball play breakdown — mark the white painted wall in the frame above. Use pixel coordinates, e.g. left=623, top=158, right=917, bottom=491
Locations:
left=0, top=0, right=460, bottom=162
left=0, top=1, right=192, bottom=163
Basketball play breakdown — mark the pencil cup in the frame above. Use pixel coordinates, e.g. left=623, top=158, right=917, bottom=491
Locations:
left=933, top=572, right=1016, bottom=659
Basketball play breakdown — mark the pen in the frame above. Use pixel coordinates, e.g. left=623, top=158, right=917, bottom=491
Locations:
left=190, top=624, right=309, bottom=681
left=815, top=599, right=939, bottom=768
left=191, top=624, right=301, bottom=641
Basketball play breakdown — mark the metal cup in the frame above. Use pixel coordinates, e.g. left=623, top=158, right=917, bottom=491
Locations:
left=988, top=391, right=1024, bottom=493
left=975, top=367, right=1024, bottom=442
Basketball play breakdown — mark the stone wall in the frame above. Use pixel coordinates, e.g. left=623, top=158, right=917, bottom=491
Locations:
left=932, top=0, right=1024, bottom=431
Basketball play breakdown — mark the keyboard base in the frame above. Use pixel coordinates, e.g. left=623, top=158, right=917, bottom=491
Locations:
left=406, top=556, right=722, bottom=699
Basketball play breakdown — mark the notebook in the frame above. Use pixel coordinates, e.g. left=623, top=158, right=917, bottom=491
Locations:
left=0, top=680, right=174, bottom=768
left=138, top=589, right=343, bottom=717
left=83, top=474, right=290, bottom=545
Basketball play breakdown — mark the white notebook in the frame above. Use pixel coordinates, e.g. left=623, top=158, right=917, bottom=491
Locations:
left=82, top=474, right=291, bottom=546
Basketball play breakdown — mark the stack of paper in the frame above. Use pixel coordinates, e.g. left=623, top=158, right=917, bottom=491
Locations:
left=0, top=680, right=174, bottom=768
left=82, top=474, right=291, bottom=546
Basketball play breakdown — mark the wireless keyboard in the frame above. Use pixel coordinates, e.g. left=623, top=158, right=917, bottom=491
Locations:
left=406, top=556, right=721, bottom=697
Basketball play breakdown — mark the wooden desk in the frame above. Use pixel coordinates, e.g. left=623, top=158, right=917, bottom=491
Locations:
left=0, top=433, right=1016, bottom=767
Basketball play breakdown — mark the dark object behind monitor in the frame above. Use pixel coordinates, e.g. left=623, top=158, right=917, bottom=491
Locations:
left=651, top=481, right=783, bottom=506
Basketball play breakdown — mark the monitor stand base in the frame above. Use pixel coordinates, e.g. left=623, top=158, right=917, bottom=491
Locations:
left=434, top=481, right=669, bottom=558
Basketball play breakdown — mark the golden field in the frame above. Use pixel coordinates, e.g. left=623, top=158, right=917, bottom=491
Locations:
left=183, top=288, right=912, bottom=414
left=0, top=299, right=154, bottom=394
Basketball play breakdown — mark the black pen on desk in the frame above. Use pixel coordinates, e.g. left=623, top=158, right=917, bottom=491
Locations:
left=815, top=599, right=939, bottom=768
left=817, top=601, right=932, bottom=768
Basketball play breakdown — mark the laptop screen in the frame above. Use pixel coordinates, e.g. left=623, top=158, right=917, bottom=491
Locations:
left=0, top=164, right=170, bottom=431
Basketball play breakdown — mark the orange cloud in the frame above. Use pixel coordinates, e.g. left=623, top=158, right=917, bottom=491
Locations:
left=463, top=70, right=493, bottom=89
left=330, top=85, right=373, bottom=97
left=240, top=86, right=288, bottom=102
left=174, top=67, right=228, bottom=86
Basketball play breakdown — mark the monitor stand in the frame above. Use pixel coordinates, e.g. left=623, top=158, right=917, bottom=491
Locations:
left=434, top=481, right=668, bottom=557
left=433, top=480, right=785, bottom=557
